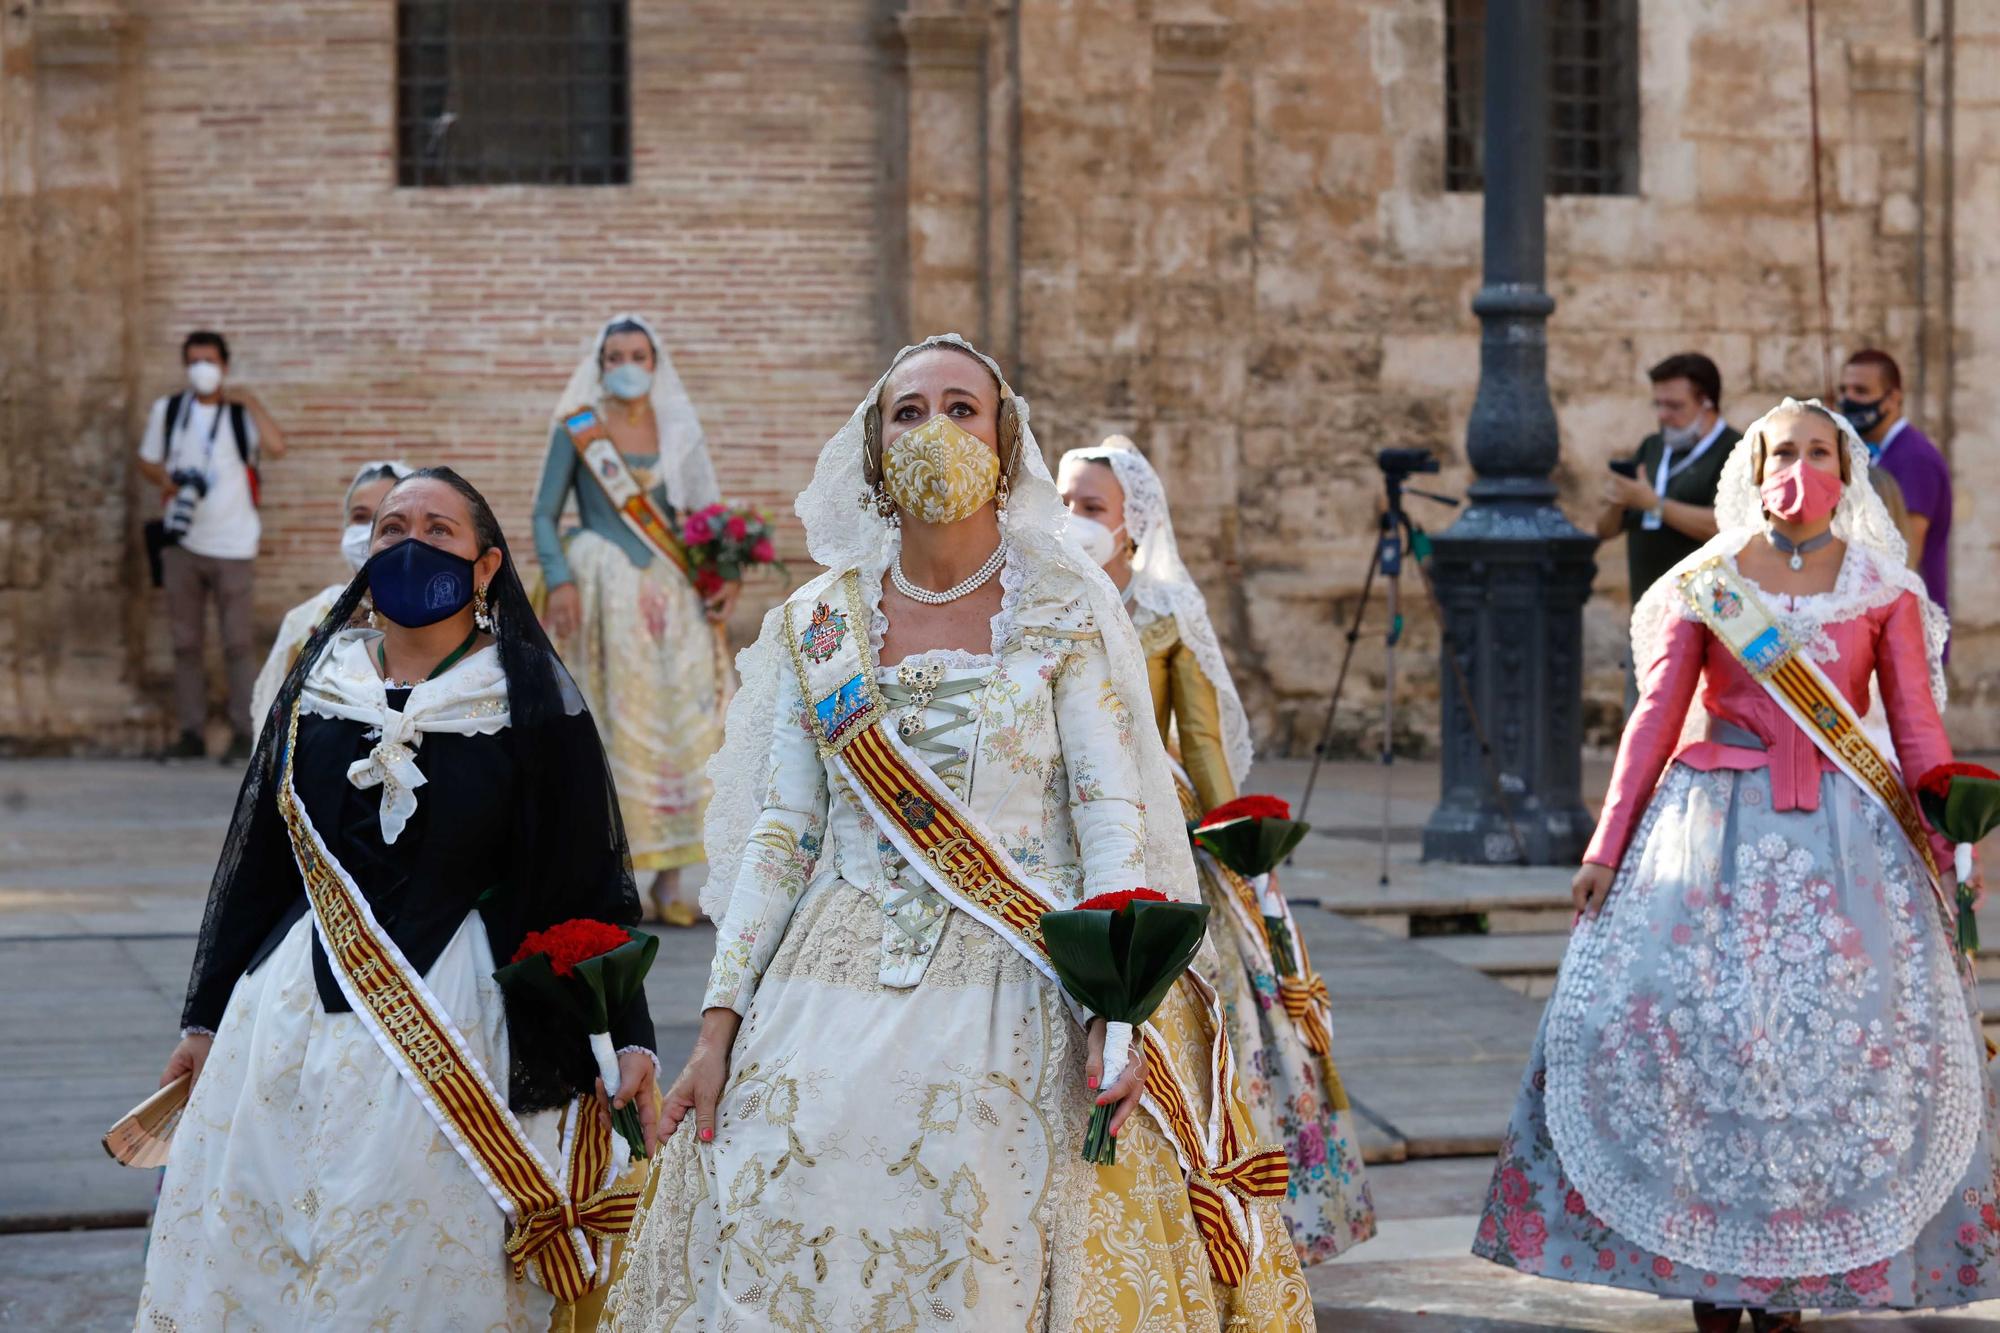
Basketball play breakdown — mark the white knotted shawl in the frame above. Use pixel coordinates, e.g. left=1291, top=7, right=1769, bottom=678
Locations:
left=298, top=629, right=511, bottom=844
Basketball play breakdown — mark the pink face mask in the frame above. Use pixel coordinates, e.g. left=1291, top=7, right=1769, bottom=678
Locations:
left=1758, top=458, right=1843, bottom=524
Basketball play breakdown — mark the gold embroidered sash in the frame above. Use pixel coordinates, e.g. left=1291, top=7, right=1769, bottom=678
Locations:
left=1680, top=555, right=1945, bottom=890
left=564, top=408, right=696, bottom=584
left=276, top=704, right=638, bottom=1301
left=779, top=570, right=1286, bottom=1282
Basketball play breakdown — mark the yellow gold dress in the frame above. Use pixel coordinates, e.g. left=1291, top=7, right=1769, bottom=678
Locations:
left=1137, top=603, right=1377, bottom=1264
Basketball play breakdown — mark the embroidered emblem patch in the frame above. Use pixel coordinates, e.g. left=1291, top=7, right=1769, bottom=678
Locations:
left=1708, top=579, right=1743, bottom=620
left=894, top=788, right=937, bottom=831
left=803, top=601, right=849, bottom=664
left=813, top=673, right=872, bottom=745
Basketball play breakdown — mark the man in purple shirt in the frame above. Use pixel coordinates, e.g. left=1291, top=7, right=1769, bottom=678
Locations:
left=1839, top=348, right=1952, bottom=643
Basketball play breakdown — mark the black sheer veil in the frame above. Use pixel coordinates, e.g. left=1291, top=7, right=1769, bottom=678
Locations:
left=181, top=468, right=643, bottom=1105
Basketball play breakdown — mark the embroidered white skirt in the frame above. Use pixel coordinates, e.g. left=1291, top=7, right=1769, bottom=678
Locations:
left=136, top=913, right=562, bottom=1331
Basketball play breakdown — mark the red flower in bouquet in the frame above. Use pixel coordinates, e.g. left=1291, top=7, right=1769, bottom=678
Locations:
left=1199, top=794, right=1292, bottom=827
left=1078, top=888, right=1168, bottom=913
left=511, top=919, right=635, bottom=977
left=683, top=511, right=715, bottom=545
left=499, top=918, right=659, bottom=1159
left=694, top=567, right=727, bottom=599
left=752, top=537, right=777, bottom=563
left=1914, top=763, right=2000, bottom=955
left=1918, top=762, right=2000, bottom=800
left=724, top=513, right=748, bottom=541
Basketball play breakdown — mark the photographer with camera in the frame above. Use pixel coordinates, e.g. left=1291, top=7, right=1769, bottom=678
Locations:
left=1595, top=353, right=1736, bottom=712
left=135, top=331, right=287, bottom=762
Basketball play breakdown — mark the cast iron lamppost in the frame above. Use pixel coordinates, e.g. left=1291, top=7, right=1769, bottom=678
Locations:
left=1421, top=1, right=1598, bottom=865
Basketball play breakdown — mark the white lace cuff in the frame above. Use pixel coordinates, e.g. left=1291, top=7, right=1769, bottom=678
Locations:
left=616, top=1045, right=660, bottom=1080
left=181, top=1025, right=216, bottom=1040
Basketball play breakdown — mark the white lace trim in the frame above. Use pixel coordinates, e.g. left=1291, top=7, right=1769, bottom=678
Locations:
left=699, top=334, right=1201, bottom=928
left=548, top=312, right=719, bottom=511
left=1057, top=441, right=1254, bottom=789
left=1630, top=401, right=1948, bottom=752
left=1545, top=766, right=1983, bottom=1276
left=615, top=1045, right=660, bottom=1078
left=866, top=534, right=1025, bottom=671
left=180, top=1025, right=216, bottom=1040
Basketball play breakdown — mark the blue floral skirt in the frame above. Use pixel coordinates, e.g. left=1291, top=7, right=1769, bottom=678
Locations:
left=1473, top=764, right=2000, bottom=1311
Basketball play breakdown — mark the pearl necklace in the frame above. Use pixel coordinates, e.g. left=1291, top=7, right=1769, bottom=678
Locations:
left=892, top=540, right=1008, bottom=605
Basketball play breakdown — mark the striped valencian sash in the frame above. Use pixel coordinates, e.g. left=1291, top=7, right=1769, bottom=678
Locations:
left=780, top=570, right=1288, bottom=1282
left=1175, top=773, right=1335, bottom=1057
left=275, top=705, right=639, bottom=1301
left=1680, top=555, right=1945, bottom=896
left=563, top=408, right=696, bottom=583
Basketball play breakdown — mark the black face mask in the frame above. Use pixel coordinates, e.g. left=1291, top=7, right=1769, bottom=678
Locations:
left=365, top=537, right=477, bottom=628
left=1838, top=395, right=1888, bottom=436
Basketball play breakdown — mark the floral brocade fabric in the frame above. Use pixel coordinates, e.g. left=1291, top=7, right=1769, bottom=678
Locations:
left=554, top=530, right=721, bottom=872
left=1475, top=763, right=2000, bottom=1309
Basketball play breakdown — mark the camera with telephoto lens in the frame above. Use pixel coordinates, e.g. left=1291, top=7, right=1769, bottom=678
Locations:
left=1376, top=447, right=1440, bottom=478
left=162, top=469, right=208, bottom=541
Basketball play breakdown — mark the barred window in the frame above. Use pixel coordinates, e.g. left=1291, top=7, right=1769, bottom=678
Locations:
left=1445, top=0, right=1639, bottom=196
left=397, top=1, right=630, bottom=188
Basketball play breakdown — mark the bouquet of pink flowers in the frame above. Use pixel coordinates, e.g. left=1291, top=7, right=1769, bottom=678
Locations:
left=679, top=503, right=786, bottom=601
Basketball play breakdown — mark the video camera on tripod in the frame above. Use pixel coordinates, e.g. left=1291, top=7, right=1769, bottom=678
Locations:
left=1295, top=445, right=1527, bottom=882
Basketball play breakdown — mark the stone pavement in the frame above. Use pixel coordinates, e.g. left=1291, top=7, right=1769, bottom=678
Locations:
left=9, top=755, right=2000, bottom=1329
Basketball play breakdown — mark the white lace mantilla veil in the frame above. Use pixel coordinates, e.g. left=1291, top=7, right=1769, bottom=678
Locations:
left=700, top=334, right=1202, bottom=925
left=1629, top=397, right=1949, bottom=749
left=1056, top=436, right=1254, bottom=790
left=549, top=312, right=719, bottom=511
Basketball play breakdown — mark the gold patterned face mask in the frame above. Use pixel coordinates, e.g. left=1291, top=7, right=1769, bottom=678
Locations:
left=882, top=413, right=1000, bottom=525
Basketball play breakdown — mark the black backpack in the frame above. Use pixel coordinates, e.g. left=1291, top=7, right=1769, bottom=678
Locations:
left=164, top=391, right=259, bottom=504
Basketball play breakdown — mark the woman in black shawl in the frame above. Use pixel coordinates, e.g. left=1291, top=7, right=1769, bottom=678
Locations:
left=136, top=468, right=659, bottom=1331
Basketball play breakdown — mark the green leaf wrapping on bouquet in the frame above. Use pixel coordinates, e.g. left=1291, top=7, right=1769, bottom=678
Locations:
left=1193, top=816, right=1309, bottom=879
left=1915, top=766, right=2000, bottom=846
left=490, top=952, right=594, bottom=1028
left=1039, top=900, right=1210, bottom=1025
left=569, top=931, right=661, bottom=1031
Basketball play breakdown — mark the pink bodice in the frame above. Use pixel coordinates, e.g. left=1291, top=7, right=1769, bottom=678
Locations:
left=1585, top=587, right=1954, bottom=869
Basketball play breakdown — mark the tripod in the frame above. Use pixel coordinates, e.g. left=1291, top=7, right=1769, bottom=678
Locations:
left=1296, top=457, right=1528, bottom=885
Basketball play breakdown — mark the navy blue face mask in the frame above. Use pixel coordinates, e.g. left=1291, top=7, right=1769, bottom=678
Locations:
left=366, top=536, right=478, bottom=628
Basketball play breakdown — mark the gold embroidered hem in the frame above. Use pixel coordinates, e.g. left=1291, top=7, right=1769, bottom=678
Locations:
left=555, top=530, right=721, bottom=868
left=601, top=880, right=1312, bottom=1330
left=136, top=915, right=562, bottom=1331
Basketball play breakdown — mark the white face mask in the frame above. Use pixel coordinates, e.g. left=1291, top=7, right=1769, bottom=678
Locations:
left=1068, top=515, right=1125, bottom=567
left=186, top=361, right=224, bottom=396
left=340, top=522, right=374, bottom=573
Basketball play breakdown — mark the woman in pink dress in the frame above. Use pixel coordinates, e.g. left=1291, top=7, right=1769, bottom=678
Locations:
left=1473, top=400, right=1993, bottom=1332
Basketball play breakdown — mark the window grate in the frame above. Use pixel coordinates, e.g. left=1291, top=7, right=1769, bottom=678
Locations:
left=396, top=1, right=630, bottom=188
left=1444, top=0, right=1638, bottom=196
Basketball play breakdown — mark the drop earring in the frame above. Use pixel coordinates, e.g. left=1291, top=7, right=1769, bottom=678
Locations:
left=473, top=584, right=492, bottom=632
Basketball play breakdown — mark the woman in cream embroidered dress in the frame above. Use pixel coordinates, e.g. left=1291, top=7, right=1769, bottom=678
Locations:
left=137, top=469, right=659, bottom=1331
left=535, top=314, right=730, bottom=924
left=1472, top=401, right=2000, bottom=1331
left=603, top=336, right=1312, bottom=1331
left=1060, top=436, right=1375, bottom=1266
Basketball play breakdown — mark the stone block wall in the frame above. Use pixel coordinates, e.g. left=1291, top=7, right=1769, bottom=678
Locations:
left=5, top=0, right=1997, bottom=760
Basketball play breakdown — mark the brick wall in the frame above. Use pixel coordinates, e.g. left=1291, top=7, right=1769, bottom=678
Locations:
left=126, top=0, right=889, bottom=719
left=6, top=0, right=1996, bottom=758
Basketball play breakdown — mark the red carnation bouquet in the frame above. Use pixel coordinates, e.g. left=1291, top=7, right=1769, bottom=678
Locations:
left=1916, top=762, right=2000, bottom=953
left=495, top=919, right=660, bottom=1159
left=1195, top=795, right=1311, bottom=975
left=1038, top=888, right=1209, bottom=1165
left=680, top=502, right=786, bottom=602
